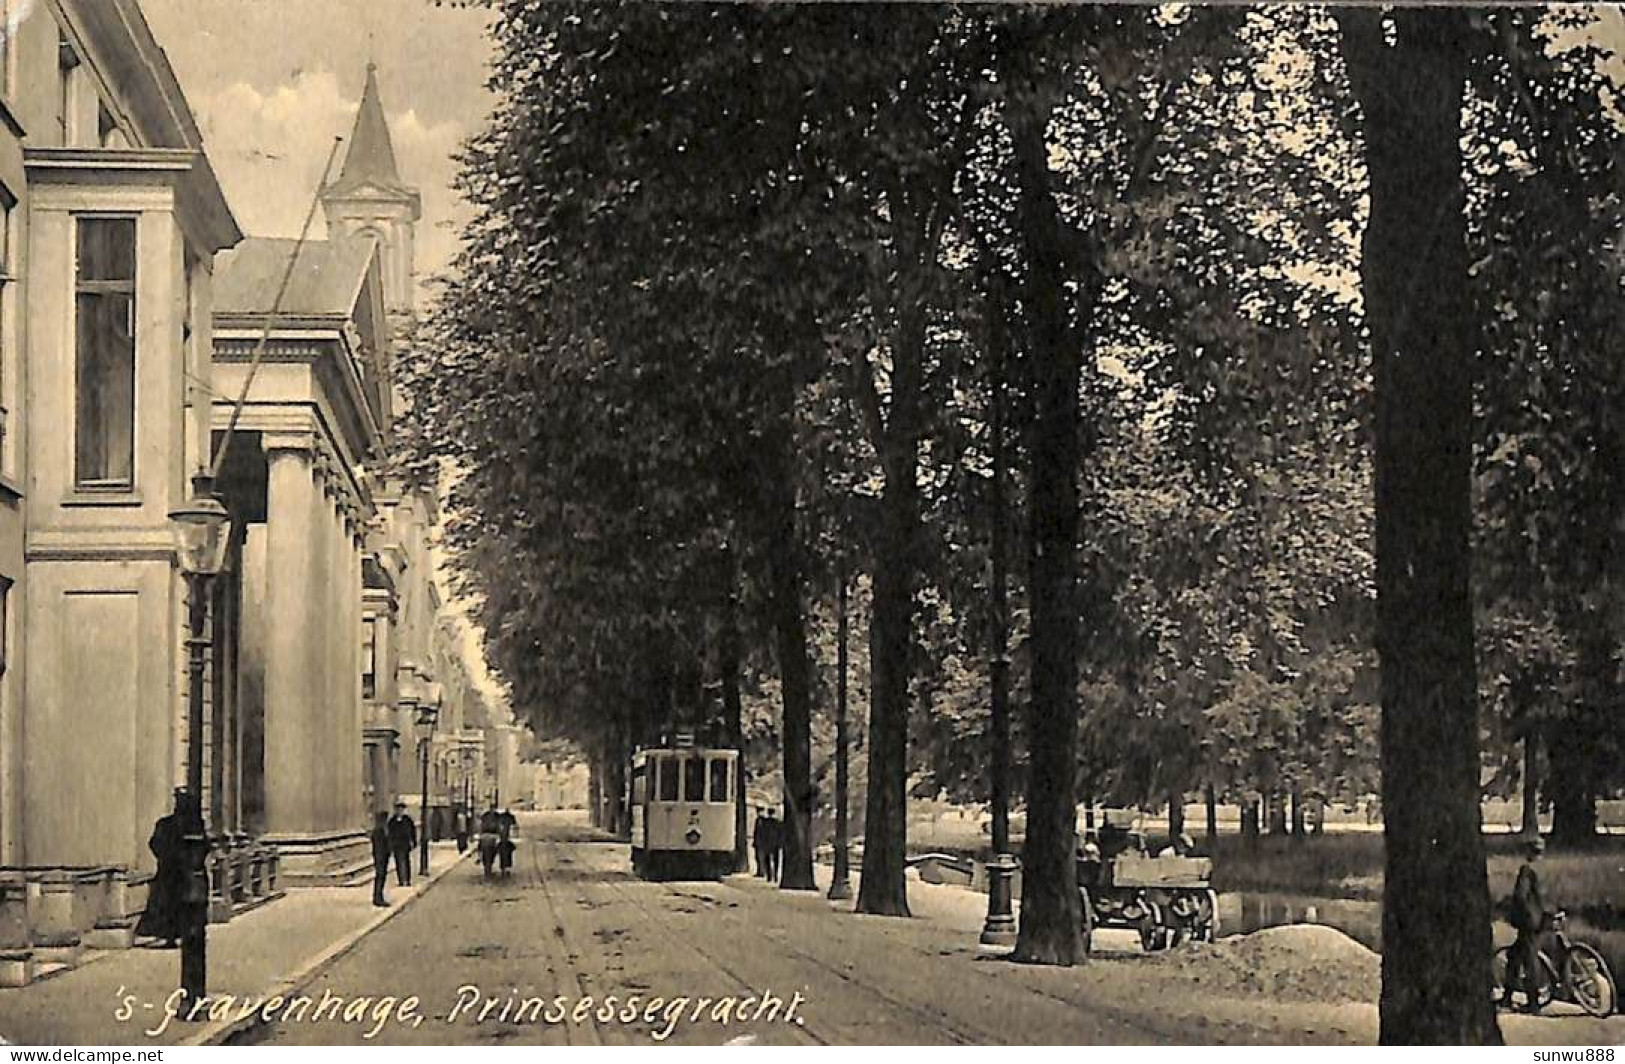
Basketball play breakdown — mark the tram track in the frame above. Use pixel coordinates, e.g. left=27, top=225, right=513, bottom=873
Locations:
left=590, top=867, right=833, bottom=1045
left=515, top=834, right=608, bottom=1046
left=706, top=878, right=995, bottom=1045
left=710, top=875, right=1176, bottom=1044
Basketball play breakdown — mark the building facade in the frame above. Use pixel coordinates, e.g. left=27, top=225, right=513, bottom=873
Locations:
left=0, top=9, right=487, bottom=984
left=0, top=0, right=243, bottom=979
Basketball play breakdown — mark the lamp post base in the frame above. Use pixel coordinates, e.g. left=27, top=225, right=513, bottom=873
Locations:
left=979, top=852, right=1019, bottom=947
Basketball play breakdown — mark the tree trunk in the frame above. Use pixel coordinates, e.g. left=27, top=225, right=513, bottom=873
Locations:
left=856, top=189, right=931, bottom=919
left=763, top=424, right=817, bottom=892
left=603, top=726, right=629, bottom=839
left=1205, top=783, right=1218, bottom=847
left=1168, top=793, right=1185, bottom=841
left=1266, top=789, right=1287, bottom=835
left=1241, top=798, right=1259, bottom=844
left=831, top=567, right=852, bottom=898
left=1009, top=64, right=1083, bottom=966
left=1547, top=722, right=1597, bottom=844
left=1520, top=730, right=1540, bottom=838
left=1338, top=8, right=1500, bottom=1044
left=1290, top=786, right=1305, bottom=840
left=588, top=753, right=603, bottom=830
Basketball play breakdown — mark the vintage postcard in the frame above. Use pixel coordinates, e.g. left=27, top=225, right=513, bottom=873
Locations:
left=0, top=0, right=1619, bottom=1050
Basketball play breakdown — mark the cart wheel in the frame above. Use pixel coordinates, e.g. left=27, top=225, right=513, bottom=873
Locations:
left=1563, top=942, right=1618, bottom=1018
left=1139, top=902, right=1165, bottom=953
left=1079, top=889, right=1095, bottom=954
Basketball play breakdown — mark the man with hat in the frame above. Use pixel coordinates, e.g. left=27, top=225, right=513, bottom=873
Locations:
left=386, top=800, right=418, bottom=887
left=1503, top=834, right=1550, bottom=1012
left=751, top=807, right=771, bottom=879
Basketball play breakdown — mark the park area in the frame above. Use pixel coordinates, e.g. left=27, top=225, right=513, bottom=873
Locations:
left=412, top=2, right=1625, bottom=1045
left=890, top=800, right=1625, bottom=996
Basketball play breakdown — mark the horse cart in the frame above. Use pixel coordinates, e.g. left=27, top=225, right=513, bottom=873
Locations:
left=1077, top=826, right=1219, bottom=952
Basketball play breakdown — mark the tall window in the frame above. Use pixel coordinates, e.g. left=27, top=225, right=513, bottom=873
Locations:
left=361, top=618, right=377, bottom=699
left=682, top=756, right=705, bottom=804
left=0, top=187, right=13, bottom=466
left=75, top=217, right=137, bottom=488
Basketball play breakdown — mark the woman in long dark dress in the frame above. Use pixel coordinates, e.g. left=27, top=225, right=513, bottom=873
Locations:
left=136, top=789, right=189, bottom=946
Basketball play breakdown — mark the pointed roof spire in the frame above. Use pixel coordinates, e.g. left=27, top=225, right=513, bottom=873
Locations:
left=330, top=63, right=408, bottom=195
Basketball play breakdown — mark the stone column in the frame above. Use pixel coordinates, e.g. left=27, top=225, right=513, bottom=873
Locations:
left=262, top=446, right=317, bottom=835
left=315, top=470, right=335, bottom=834
left=341, top=504, right=359, bottom=828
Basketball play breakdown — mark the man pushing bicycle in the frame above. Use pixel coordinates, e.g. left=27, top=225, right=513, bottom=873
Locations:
left=1502, top=834, right=1549, bottom=1012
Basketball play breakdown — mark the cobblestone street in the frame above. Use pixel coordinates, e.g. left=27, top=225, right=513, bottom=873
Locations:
left=230, top=814, right=1624, bottom=1047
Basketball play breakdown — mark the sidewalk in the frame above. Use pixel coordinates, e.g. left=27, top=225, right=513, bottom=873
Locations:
left=0, top=843, right=467, bottom=1047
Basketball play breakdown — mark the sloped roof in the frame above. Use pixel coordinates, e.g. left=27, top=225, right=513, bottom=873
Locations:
left=328, top=63, right=410, bottom=196
left=214, top=238, right=374, bottom=318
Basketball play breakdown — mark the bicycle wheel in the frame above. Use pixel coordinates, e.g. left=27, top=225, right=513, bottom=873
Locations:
left=1562, top=942, right=1618, bottom=1018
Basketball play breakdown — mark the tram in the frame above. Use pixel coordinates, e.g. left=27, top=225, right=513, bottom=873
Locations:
left=629, top=741, right=739, bottom=880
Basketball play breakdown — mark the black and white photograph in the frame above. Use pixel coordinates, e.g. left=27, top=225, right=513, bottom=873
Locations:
left=0, top=0, right=1619, bottom=1049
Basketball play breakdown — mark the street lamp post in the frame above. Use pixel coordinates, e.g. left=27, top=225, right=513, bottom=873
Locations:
left=416, top=689, right=440, bottom=877
left=168, top=472, right=232, bottom=1008
left=980, top=282, right=1017, bottom=948
left=462, top=748, right=476, bottom=821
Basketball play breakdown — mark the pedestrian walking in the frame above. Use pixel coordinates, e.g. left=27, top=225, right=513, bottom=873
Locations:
left=387, top=801, right=417, bottom=886
left=370, top=811, right=391, bottom=907
left=764, top=809, right=782, bottom=883
left=135, top=788, right=190, bottom=947
left=454, top=807, right=470, bottom=854
left=478, top=804, right=502, bottom=878
left=498, top=807, right=518, bottom=876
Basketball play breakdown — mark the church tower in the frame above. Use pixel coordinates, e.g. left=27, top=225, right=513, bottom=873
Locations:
left=322, top=63, right=421, bottom=337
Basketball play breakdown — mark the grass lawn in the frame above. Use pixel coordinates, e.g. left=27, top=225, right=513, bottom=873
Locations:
left=1209, top=832, right=1625, bottom=916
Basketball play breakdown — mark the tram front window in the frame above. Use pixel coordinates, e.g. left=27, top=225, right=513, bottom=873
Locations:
left=658, top=758, right=679, bottom=802
left=683, top=756, right=706, bottom=803
left=709, top=758, right=730, bottom=803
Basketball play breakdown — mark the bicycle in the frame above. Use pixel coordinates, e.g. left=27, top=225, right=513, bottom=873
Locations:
left=1492, top=910, right=1618, bottom=1018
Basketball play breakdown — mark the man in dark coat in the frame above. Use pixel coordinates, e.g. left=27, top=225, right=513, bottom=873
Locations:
left=478, top=804, right=502, bottom=877
left=369, top=812, right=391, bottom=907
left=136, top=789, right=190, bottom=946
left=763, top=810, right=782, bottom=883
left=751, top=808, right=770, bottom=878
left=386, top=801, right=417, bottom=886
left=1503, top=835, right=1549, bottom=1012
left=454, top=807, right=470, bottom=853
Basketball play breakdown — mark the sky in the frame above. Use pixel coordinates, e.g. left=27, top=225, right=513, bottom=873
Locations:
left=140, top=0, right=514, bottom=722
left=142, top=0, right=494, bottom=293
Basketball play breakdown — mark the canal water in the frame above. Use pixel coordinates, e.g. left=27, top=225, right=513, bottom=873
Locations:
left=1220, top=892, right=1381, bottom=950
left=906, top=855, right=1615, bottom=964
